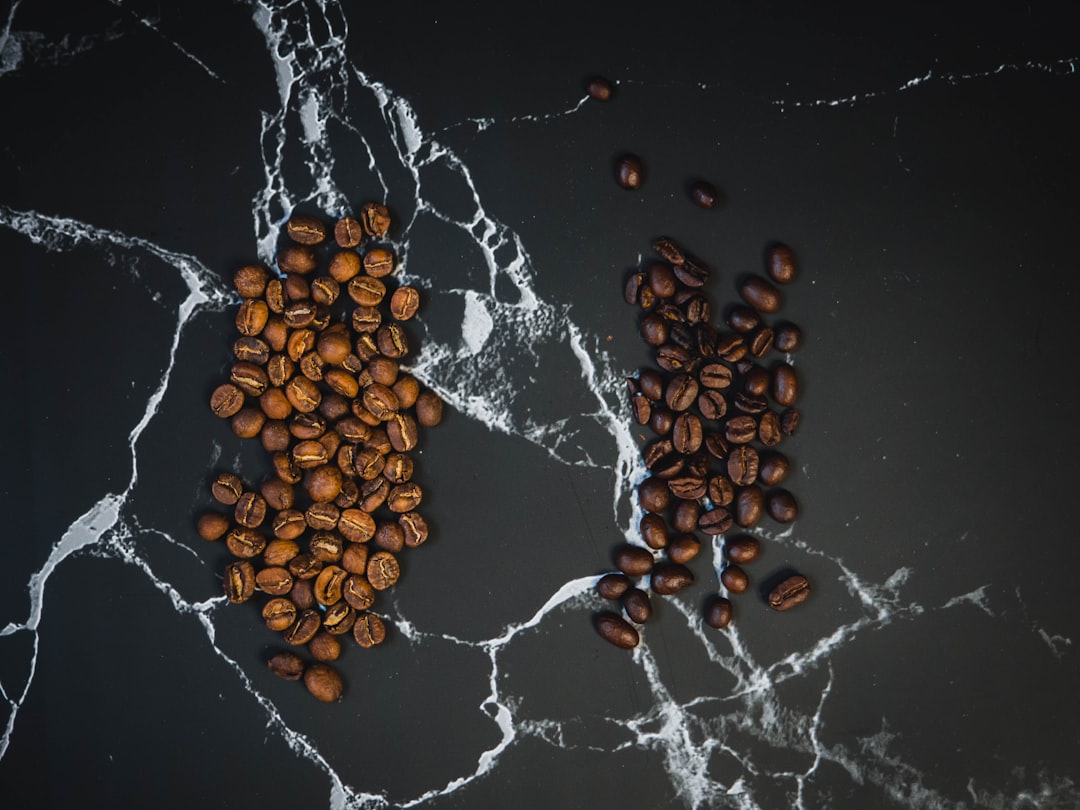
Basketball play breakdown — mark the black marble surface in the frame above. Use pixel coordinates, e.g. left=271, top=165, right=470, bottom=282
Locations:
left=3, top=1, right=1080, bottom=808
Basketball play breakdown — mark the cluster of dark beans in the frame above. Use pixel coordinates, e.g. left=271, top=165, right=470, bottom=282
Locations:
left=593, top=236, right=810, bottom=649
left=200, top=203, right=444, bottom=702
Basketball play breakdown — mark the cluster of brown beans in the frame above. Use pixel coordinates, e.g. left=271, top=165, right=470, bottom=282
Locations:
left=200, top=203, right=444, bottom=701
left=593, top=236, right=809, bottom=649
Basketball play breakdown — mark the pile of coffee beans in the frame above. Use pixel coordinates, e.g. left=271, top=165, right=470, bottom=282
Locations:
left=593, top=236, right=809, bottom=649
left=201, top=203, right=445, bottom=701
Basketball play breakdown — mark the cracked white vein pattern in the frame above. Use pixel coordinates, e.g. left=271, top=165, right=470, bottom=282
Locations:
left=1, top=1, right=1078, bottom=808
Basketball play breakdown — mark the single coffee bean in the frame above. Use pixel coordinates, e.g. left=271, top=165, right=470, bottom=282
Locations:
left=234, top=264, right=269, bottom=298
left=285, top=376, right=322, bottom=413
left=196, top=511, right=230, bottom=541
left=735, top=486, right=764, bottom=528
left=322, top=601, right=356, bottom=635
left=615, top=154, right=644, bottom=189
left=631, top=396, right=651, bottom=425
left=263, top=597, right=299, bottom=632
left=286, top=213, right=327, bottom=245
left=613, top=543, right=654, bottom=577
left=651, top=237, right=685, bottom=265
left=698, top=507, right=733, bottom=535
left=721, top=565, right=749, bottom=594
left=210, top=383, right=245, bottom=418
left=367, top=550, right=400, bottom=590
left=225, top=527, right=267, bottom=558
left=290, top=578, right=316, bottom=611
left=308, top=631, right=342, bottom=662
left=728, top=446, right=759, bottom=487
left=390, top=286, right=420, bottom=320
left=670, top=501, right=700, bottom=535
left=697, top=390, right=728, bottom=421
left=233, top=335, right=270, bottom=365
left=766, top=243, right=797, bottom=284
left=267, top=650, right=305, bottom=681
left=663, top=374, right=697, bottom=412
left=772, top=363, right=798, bottom=407
left=704, top=595, right=734, bottom=629
left=340, top=543, right=370, bottom=577
left=733, top=392, right=768, bottom=415
left=596, top=572, right=631, bottom=600
left=259, top=388, right=293, bottom=421
left=774, top=322, right=802, bottom=353
left=704, top=433, right=730, bottom=462
left=726, top=305, right=760, bottom=334
left=667, top=534, right=701, bottom=564
left=640, top=313, right=669, bottom=346
left=334, top=215, right=363, bottom=248
left=387, top=481, right=422, bottom=513
left=638, top=477, right=672, bottom=513
left=766, top=489, right=799, bottom=523
left=725, top=415, right=757, bottom=444
left=725, top=536, right=760, bottom=564
left=353, top=613, right=387, bottom=648
left=781, top=408, right=800, bottom=435
left=256, top=566, right=294, bottom=596
left=594, top=611, right=639, bottom=649
left=311, top=275, right=340, bottom=306
left=277, top=244, right=317, bottom=275
left=748, top=326, right=775, bottom=357
left=373, top=521, right=405, bottom=553
left=672, top=412, right=703, bottom=454
left=650, top=562, right=694, bottom=595
left=360, top=201, right=392, bottom=238
left=624, top=272, right=645, bottom=305
left=673, top=256, right=709, bottom=288
left=649, top=407, right=675, bottom=436
left=309, top=532, right=344, bottom=563
left=399, top=511, right=428, bottom=548
left=328, top=250, right=362, bottom=283
left=305, top=502, right=340, bottom=532
left=259, top=419, right=290, bottom=453
left=758, top=410, right=782, bottom=447
left=304, top=662, right=344, bottom=702
left=348, top=275, right=387, bottom=307
left=742, top=364, right=770, bottom=396
left=637, top=369, right=664, bottom=401
left=415, top=390, right=443, bottom=427
left=264, top=538, right=301, bottom=567
left=266, top=354, right=294, bottom=387
left=211, top=472, right=244, bottom=505
left=739, top=275, right=782, bottom=313
left=707, top=474, right=735, bottom=506
left=682, top=294, right=711, bottom=325
left=668, top=475, right=707, bottom=500
left=223, top=560, right=255, bottom=603
left=234, top=491, right=267, bottom=529
left=758, top=451, right=790, bottom=486
left=586, top=75, right=614, bottom=100
left=690, top=180, right=718, bottom=209
left=285, top=609, right=323, bottom=645
left=343, top=574, right=375, bottom=610
left=288, top=552, right=324, bottom=581
left=231, top=407, right=266, bottom=439
left=622, top=588, right=652, bottom=623
left=698, top=363, right=733, bottom=390
left=769, top=574, right=810, bottom=611
left=271, top=510, right=307, bottom=541
left=358, top=477, right=390, bottom=512
left=314, top=565, right=348, bottom=606
left=695, top=323, right=718, bottom=357
left=667, top=322, right=695, bottom=351
left=639, top=512, right=669, bottom=550
left=235, top=298, right=270, bottom=337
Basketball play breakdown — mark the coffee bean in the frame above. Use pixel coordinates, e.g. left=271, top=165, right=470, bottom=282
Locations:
left=639, top=513, right=669, bottom=550
left=697, top=390, right=727, bottom=421
left=720, top=565, right=748, bottom=594
left=233, top=336, right=270, bottom=365
left=725, top=536, right=760, bottom=564
left=781, top=408, right=800, bottom=435
left=594, top=611, right=640, bottom=649
left=668, top=475, right=707, bottom=500
left=704, top=596, right=733, bottom=629
left=360, top=202, right=392, bottom=238
left=748, top=326, right=774, bottom=357
left=399, top=511, right=429, bottom=548
left=768, top=574, right=810, bottom=611
left=613, top=544, right=654, bottom=577
left=690, top=180, right=718, bottom=209
left=277, top=244, right=317, bottom=275
left=286, top=214, right=327, bottom=245
left=196, top=511, right=230, bottom=541
left=290, top=578, right=315, bottom=611
left=672, top=412, right=703, bottom=454
left=367, top=550, right=400, bottom=590
left=707, top=475, right=735, bottom=506
left=640, top=313, right=669, bottom=346
left=649, top=407, right=675, bottom=436
left=226, top=527, right=267, bottom=558
left=223, top=560, right=255, bottom=603
left=735, top=486, right=764, bottom=527
left=774, top=322, right=802, bottom=353
left=389, top=286, right=420, bottom=320
left=304, top=662, right=344, bottom=702
left=725, top=415, right=757, bottom=444
left=267, top=651, right=305, bottom=681
left=646, top=262, right=677, bottom=299
left=674, top=256, right=710, bottom=289
left=314, top=565, right=348, bottom=606
left=256, top=566, right=293, bottom=596
left=704, top=433, right=729, bottom=461
left=334, top=215, right=363, bottom=248
left=739, top=275, right=782, bottom=313
left=308, top=631, right=342, bottom=662
left=234, top=491, right=268, bottom=529
left=263, top=597, right=299, bottom=632
left=387, top=481, right=422, bottom=513
left=631, top=396, right=652, bottom=425
left=771, top=363, right=798, bottom=407
left=322, top=602, right=356, bottom=636
left=727, top=446, right=759, bottom=487
left=622, top=588, right=652, bottom=623
left=667, top=534, right=701, bottom=564
left=353, top=613, right=387, bottom=648
left=211, top=472, right=244, bottom=505
left=596, top=572, right=632, bottom=600
left=767, top=243, right=797, bottom=284
left=766, top=489, right=799, bottom=523
left=415, top=390, right=443, bottom=428
left=758, top=451, right=790, bottom=487
left=587, top=76, right=614, bottom=100
left=758, top=411, right=782, bottom=447
left=650, top=562, right=694, bottom=595
left=210, top=383, right=245, bottom=418
left=733, top=392, right=768, bottom=415
left=342, top=574, right=375, bottom=611
left=638, top=477, right=672, bottom=513
left=726, top=305, right=760, bottom=334
left=699, top=362, right=733, bottom=389
left=616, top=154, right=644, bottom=189
left=348, top=275, right=386, bottom=307
left=698, top=508, right=733, bottom=535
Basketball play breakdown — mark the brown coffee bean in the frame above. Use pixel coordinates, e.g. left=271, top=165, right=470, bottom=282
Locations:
left=767, top=489, right=799, bottom=523
left=640, top=313, right=669, bottom=346
left=674, top=255, right=710, bottom=288
left=697, top=390, right=728, bottom=421
left=698, top=507, right=733, bottom=535
left=725, top=415, right=757, bottom=444
left=735, top=486, right=764, bottom=527
left=263, top=597, right=299, bottom=632
left=211, top=472, right=244, bottom=506
left=259, top=388, right=292, bottom=421
left=725, top=536, right=760, bottom=564
left=646, top=262, right=677, bottom=299
left=639, top=513, right=669, bottom=550
left=264, top=538, right=301, bottom=567
left=594, top=611, right=639, bottom=649
left=256, top=566, right=294, bottom=596
left=650, top=562, right=694, bottom=595
left=774, top=322, right=802, bottom=353
left=277, top=244, right=317, bottom=275
left=781, top=408, right=800, bottom=436
left=772, top=363, right=798, bottom=407
left=308, top=631, right=341, bottom=662
left=343, top=574, right=375, bottom=610
left=233, top=492, right=267, bottom=529
left=225, top=527, right=267, bottom=558
left=259, top=420, right=290, bottom=453
left=367, top=550, right=400, bottom=590
left=347, top=275, right=386, bottom=307
left=285, top=213, right=327, bottom=245
left=667, top=534, right=701, bottom=564
left=230, top=407, right=266, bottom=439
left=334, top=215, right=363, bottom=248
left=668, top=475, right=707, bottom=500
left=306, top=465, right=343, bottom=504
left=726, top=305, right=760, bottom=334
left=285, top=376, right=322, bottom=413
left=613, top=544, right=654, bottom=577
left=615, top=154, right=644, bottom=189
left=390, top=286, right=420, bottom=320
left=223, top=560, right=255, bottom=603
left=322, top=602, right=356, bottom=635
left=196, top=511, right=230, bottom=541
left=769, top=574, right=810, bottom=611
left=267, top=651, right=305, bottom=681
left=363, top=246, right=395, bottom=278
left=353, top=613, right=387, bottom=648
left=304, top=662, right=344, bottom=702
left=707, top=474, right=734, bottom=506
left=739, top=275, right=782, bottom=313
left=327, top=250, right=362, bottom=283
left=672, top=412, right=703, bottom=454
left=285, top=608, right=322, bottom=645
left=233, top=264, right=269, bottom=298
left=690, top=180, right=718, bottom=209
left=210, top=383, right=245, bottom=418
left=665, top=373, right=698, bottom=412
left=387, top=481, right=422, bottom=513
left=399, top=511, right=429, bottom=548
left=290, top=578, right=315, bottom=611
left=758, top=411, right=782, bottom=447
left=314, top=565, right=347, bottom=606
left=758, top=451, right=790, bottom=487
left=716, top=334, right=748, bottom=363
left=748, top=326, right=774, bottom=357
left=233, top=336, right=270, bottom=365
left=698, top=362, right=733, bottom=390
left=358, top=477, right=390, bottom=512
left=373, top=522, right=405, bottom=553
left=341, top=543, right=370, bottom=577
left=360, top=202, right=391, bottom=238
left=728, top=446, right=759, bottom=487
left=631, top=395, right=652, bottom=425
left=638, top=477, right=671, bottom=513
left=304, top=502, right=340, bottom=532
left=704, top=596, right=733, bottom=629
left=622, top=588, right=652, bottom=623
left=235, top=298, right=269, bottom=337
left=308, top=532, right=344, bottom=563
left=586, top=75, right=614, bottom=101
left=649, top=407, right=675, bottom=436
left=721, top=565, right=749, bottom=594
left=271, top=510, right=307, bottom=541
left=767, top=243, right=797, bottom=284
left=596, top=572, right=631, bottom=600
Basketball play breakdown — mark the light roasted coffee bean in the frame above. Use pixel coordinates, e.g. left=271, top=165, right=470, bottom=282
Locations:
left=304, top=662, right=344, bottom=702
left=353, top=613, right=387, bottom=648
left=267, top=650, right=305, bottom=681
left=223, top=560, right=255, bottom=603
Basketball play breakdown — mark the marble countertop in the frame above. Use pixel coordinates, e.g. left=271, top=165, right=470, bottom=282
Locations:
left=3, top=1, right=1079, bottom=808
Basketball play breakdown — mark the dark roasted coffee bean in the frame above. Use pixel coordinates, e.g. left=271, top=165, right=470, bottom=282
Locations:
left=223, top=560, right=255, bottom=603
left=594, top=611, right=639, bottom=649
left=672, top=412, right=703, bottom=454
left=772, top=363, right=798, bottom=407
left=640, top=313, right=669, bottom=346
left=622, top=588, right=652, bottom=623
left=721, top=565, right=749, bottom=594
left=367, top=550, right=400, bottom=590
left=353, top=613, right=387, bottom=648
left=631, top=396, right=651, bottom=425
left=727, top=446, right=759, bottom=486
left=697, top=390, right=727, bottom=421
left=624, top=272, right=645, bottom=305
left=690, top=180, right=718, bottom=208
left=739, top=275, right=781, bottom=313
left=642, top=438, right=674, bottom=470
left=649, top=407, right=675, bottom=436
left=303, top=662, right=343, bottom=702
left=639, top=512, right=669, bottom=550
left=376, top=323, right=409, bottom=358
left=758, top=451, right=790, bottom=486
left=637, top=369, right=664, bottom=401
left=638, top=477, right=672, bottom=513
left=748, top=326, right=774, bottom=357
left=758, top=411, right=782, bottom=447
left=665, top=374, right=698, bottom=412
left=767, top=243, right=797, bottom=284
left=725, top=415, right=757, bottom=444
left=734, top=392, right=768, bottom=415
left=651, top=561, right=694, bottom=595
left=699, top=362, right=733, bottom=389
left=715, top=334, right=748, bottom=363
left=698, top=507, right=733, bottom=535
left=646, top=262, right=677, bottom=298
left=652, top=237, right=685, bottom=265
left=267, top=651, right=305, bottom=681
left=774, top=322, right=803, bottom=353
left=657, top=344, right=694, bottom=373
left=667, top=323, right=695, bottom=352
left=695, top=323, right=718, bottom=357
left=616, top=154, right=644, bottom=189
left=667, top=534, right=701, bottom=564
left=705, top=596, right=733, bottom=629
left=726, top=536, right=759, bottom=564
left=649, top=453, right=685, bottom=480
left=735, top=486, right=764, bottom=528
left=767, top=489, right=799, bottom=523
left=726, top=305, right=760, bottom=334
left=781, top=408, right=800, bottom=436
left=742, top=364, right=769, bottom=396
left=682, top=294, right=711, bottom=325
left=673, top=256, right=709, bottom=288
left=358, top=478, right=390, bottom=514
left=596, top=572, right=631, bottom=600
left=769, top=574, right=810, bottom=611
left=587, top=75, right=614, bottom=100
left=669, top=505, right=704, bottom=535
left=613, top=543, right=654, bottom=576
left=704, top=432, right=729, bottom=461
left=707, top=475, right=735, bottom=506
left=668, top=475, right=706, bottom=500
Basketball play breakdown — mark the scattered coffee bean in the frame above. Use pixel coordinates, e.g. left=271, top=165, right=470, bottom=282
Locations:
left=587, top=76, right=614, bottom=101
left=766, top=489, right=799, bottom=523
left=768, top=574, right=810, bottom=611
left=720, top=565, right=748, bottom=594
left=616, top=154, right=644, bottom=190
left=304, top=662, right=344, bottom=702
left=594, top=611, right=640, bottom=649
left=596, top=572, right=632, bottom=600
left=704, top=596, right=733, bottom=629
left=690, top=180, right=718, bottom=209
left=725, top=536, right=760, bottom=564
left=622, top=588, right=652, bottom=623
left=739, top=275, right=782, bottom=313
left=767, top=243, right=797, bottom=284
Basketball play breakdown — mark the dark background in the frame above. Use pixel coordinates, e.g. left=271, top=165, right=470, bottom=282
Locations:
left=2, top=1, right=1079, bottom=807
